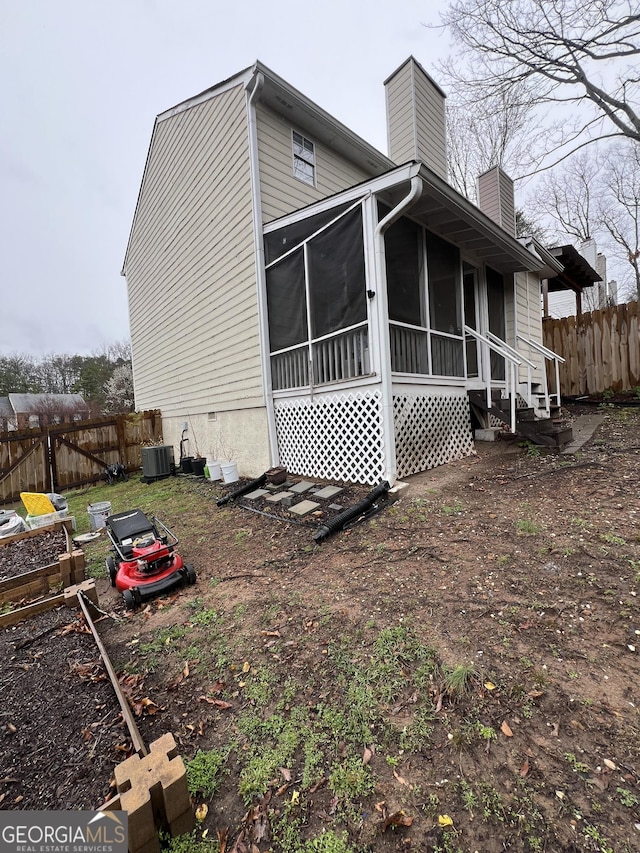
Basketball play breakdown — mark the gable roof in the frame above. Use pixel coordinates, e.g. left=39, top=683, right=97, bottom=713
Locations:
left=122, top=60, right=394, bottom=275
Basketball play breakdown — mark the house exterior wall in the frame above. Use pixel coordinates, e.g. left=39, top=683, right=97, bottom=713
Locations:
left=125, top=85, right=263, bottom=418
left=514, top=270, right=545, bottom=376
left=256, top=104, right=374, bottom=223
left=124, top=84, right=271, bottom=477
left=384, top=58, right=447, bottom=179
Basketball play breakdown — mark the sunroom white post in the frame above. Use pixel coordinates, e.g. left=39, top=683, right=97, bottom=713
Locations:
left=373, top=169, right=423, bottom=485
left=245, top=70, right=279, bottom=466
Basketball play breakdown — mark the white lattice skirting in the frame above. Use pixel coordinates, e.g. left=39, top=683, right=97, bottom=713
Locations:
left=394, top=393, right=474, bottom=479
left=274, top=390, right=385, bottom=485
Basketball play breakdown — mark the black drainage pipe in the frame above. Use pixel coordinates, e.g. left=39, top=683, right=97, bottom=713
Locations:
left=216, top=473, right=268, bottom=507
left=313, top=481, right=391, bottom=544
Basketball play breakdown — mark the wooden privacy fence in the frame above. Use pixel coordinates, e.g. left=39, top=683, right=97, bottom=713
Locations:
left=543, top=302, right=640, bottom=396
left=0, top=410, right=162, bottom=505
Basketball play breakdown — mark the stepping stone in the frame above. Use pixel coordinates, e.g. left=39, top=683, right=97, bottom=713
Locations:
left=265, top=491, right=295, bottom=504
left=289, top=481, right=316, bottom=494
left=328, top=503, right=344, bottom=512
left=288, top=499, right=320, bottom=517
left=312, top=485, right=344, bottom=500
left=244, top=488, right=269, bottom=500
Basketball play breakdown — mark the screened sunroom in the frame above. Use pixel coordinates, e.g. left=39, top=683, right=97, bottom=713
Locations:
left=261, top=162, right=544, bottom=485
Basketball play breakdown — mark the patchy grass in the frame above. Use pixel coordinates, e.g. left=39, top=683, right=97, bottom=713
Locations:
left=20, top=406, right=640, bottom=852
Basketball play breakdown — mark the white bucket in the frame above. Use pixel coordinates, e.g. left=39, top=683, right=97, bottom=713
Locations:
left=87, top=501, right=112, bottom=531
left=221, top=461, right=239, bottom=484
left=207, top=459, right=222, bottom=481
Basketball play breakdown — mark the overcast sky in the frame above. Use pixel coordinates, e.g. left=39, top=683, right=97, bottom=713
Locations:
left=0, top=0, right=452, bottom=358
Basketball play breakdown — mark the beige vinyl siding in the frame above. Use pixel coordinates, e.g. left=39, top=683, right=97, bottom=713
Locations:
left=256, top=104, right=373, bottom=222
left=385, top=58, right=447, bottom=178
left=514, top=271, right=545, bottom=377
left=412, top=66, right=447, bottom=179
left=477, top=170, right=500, bottom=225
left=125, top=84, right=263, bottom=418
left=386, top=61, right=414, bottom=164
left=477, top=167, right=516, bottom=236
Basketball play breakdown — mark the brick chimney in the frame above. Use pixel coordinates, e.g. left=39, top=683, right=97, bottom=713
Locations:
left=384, top=57, right=447, bottom=180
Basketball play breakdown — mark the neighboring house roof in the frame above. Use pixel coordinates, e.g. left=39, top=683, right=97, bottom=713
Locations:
left=0, top=397, right=13, bottom=418
left=546, top=245, right=601, bottom=293
left=8, top=393, right=88, bottom=414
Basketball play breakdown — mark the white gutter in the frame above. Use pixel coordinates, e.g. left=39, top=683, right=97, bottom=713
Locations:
left=373, top=166, right=423, bottom=485
left=245, top=70, right=280, bottom=467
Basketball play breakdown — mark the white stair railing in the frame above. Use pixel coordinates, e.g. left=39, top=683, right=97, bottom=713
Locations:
left=486, top=331, right=537, bottom=408
left=464, top=326, right=521, bottom=433
left=516, top=335, right=566, bottom=410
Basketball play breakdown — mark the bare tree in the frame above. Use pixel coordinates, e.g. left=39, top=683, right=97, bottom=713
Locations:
left=529, top=150, right=601, bottom=242
left=599, top=142, right=640, bottom=299
left=527, top=143, right=639, bottom=301
left=437, top=0, right=640, bottom=169
left=446, top=84, right=541, bottom=199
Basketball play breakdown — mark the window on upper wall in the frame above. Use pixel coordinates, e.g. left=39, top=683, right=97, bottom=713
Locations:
left=292, top=130, right=315, bottom=186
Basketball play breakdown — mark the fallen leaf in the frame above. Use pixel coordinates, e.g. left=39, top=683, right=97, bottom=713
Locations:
left=198, top=696, right=233, bottom=709
left=216, top=827, right=229, bottom=853
left=242, top=661, right=251, bottom=673
left=308, top=777, right=325, bottom=793
left=393, top=769, right=409, bottom=786
left=438, top=814, right=454, bottom=827
left=290, top=789, right=300, bottom=805
left=501, top=720, right=514, bottom=737
left=519, top=759, right=530, bottom=777
left=374, top=801, right=386, bottom=813
left=279, top=767, right=292, bottom=782
left=484, top=681, right=496, bottom=691
left=14, top=795, right=23, bottom=804
left=550, top=722, right=560, bottom=737
left=382, top=811, right=414, bottom=831
left=362, top=747, right=373, bottom=766
left=7, top=723, right=17, bottom=734
left=527, top=690, right=544, bottom=699
left=195, top=803, right=208, bottom=822
left=183, top=662, right=190, bottom=677
left=603, top=759, right=616, bottom=771
left=260, top=630, right=281, bottom=637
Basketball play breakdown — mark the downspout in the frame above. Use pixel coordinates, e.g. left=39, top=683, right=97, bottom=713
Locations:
left=374, top=168, right=423, bottom=485
left=245, top=69, right=279, bottom=467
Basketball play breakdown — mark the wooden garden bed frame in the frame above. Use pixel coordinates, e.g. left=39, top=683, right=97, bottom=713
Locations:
left=0, top=518, right=87, bottom=628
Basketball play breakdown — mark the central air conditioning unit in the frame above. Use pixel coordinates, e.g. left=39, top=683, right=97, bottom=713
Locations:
left=141, top=445, right=175, bottom=480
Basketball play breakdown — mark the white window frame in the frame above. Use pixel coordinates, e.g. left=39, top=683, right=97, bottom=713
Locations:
left=292, top=130, right=316, bottom=186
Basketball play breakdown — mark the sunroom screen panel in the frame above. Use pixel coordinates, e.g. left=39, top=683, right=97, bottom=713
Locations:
left=264, top=201, right=354, bottom=264
left=307, top=207, right=367, bottom=339
left=266, top=248, right=307, bottom=351
left=385, top=216, right=422, bottom=326
left=427, top=231, right=461, bottom=336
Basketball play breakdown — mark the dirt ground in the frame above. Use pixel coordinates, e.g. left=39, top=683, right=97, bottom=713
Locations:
left=2, top=404, right=639, bottom=852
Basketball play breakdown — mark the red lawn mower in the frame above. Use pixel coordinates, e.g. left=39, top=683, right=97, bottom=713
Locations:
left=105, top=509, right=196, bottom=609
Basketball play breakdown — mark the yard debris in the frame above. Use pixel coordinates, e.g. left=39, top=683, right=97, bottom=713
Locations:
left=382, top=810, right=414, bottom=831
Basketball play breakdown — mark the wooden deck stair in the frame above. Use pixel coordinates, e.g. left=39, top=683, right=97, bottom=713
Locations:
left=468, top=390, right=573, bottom=449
